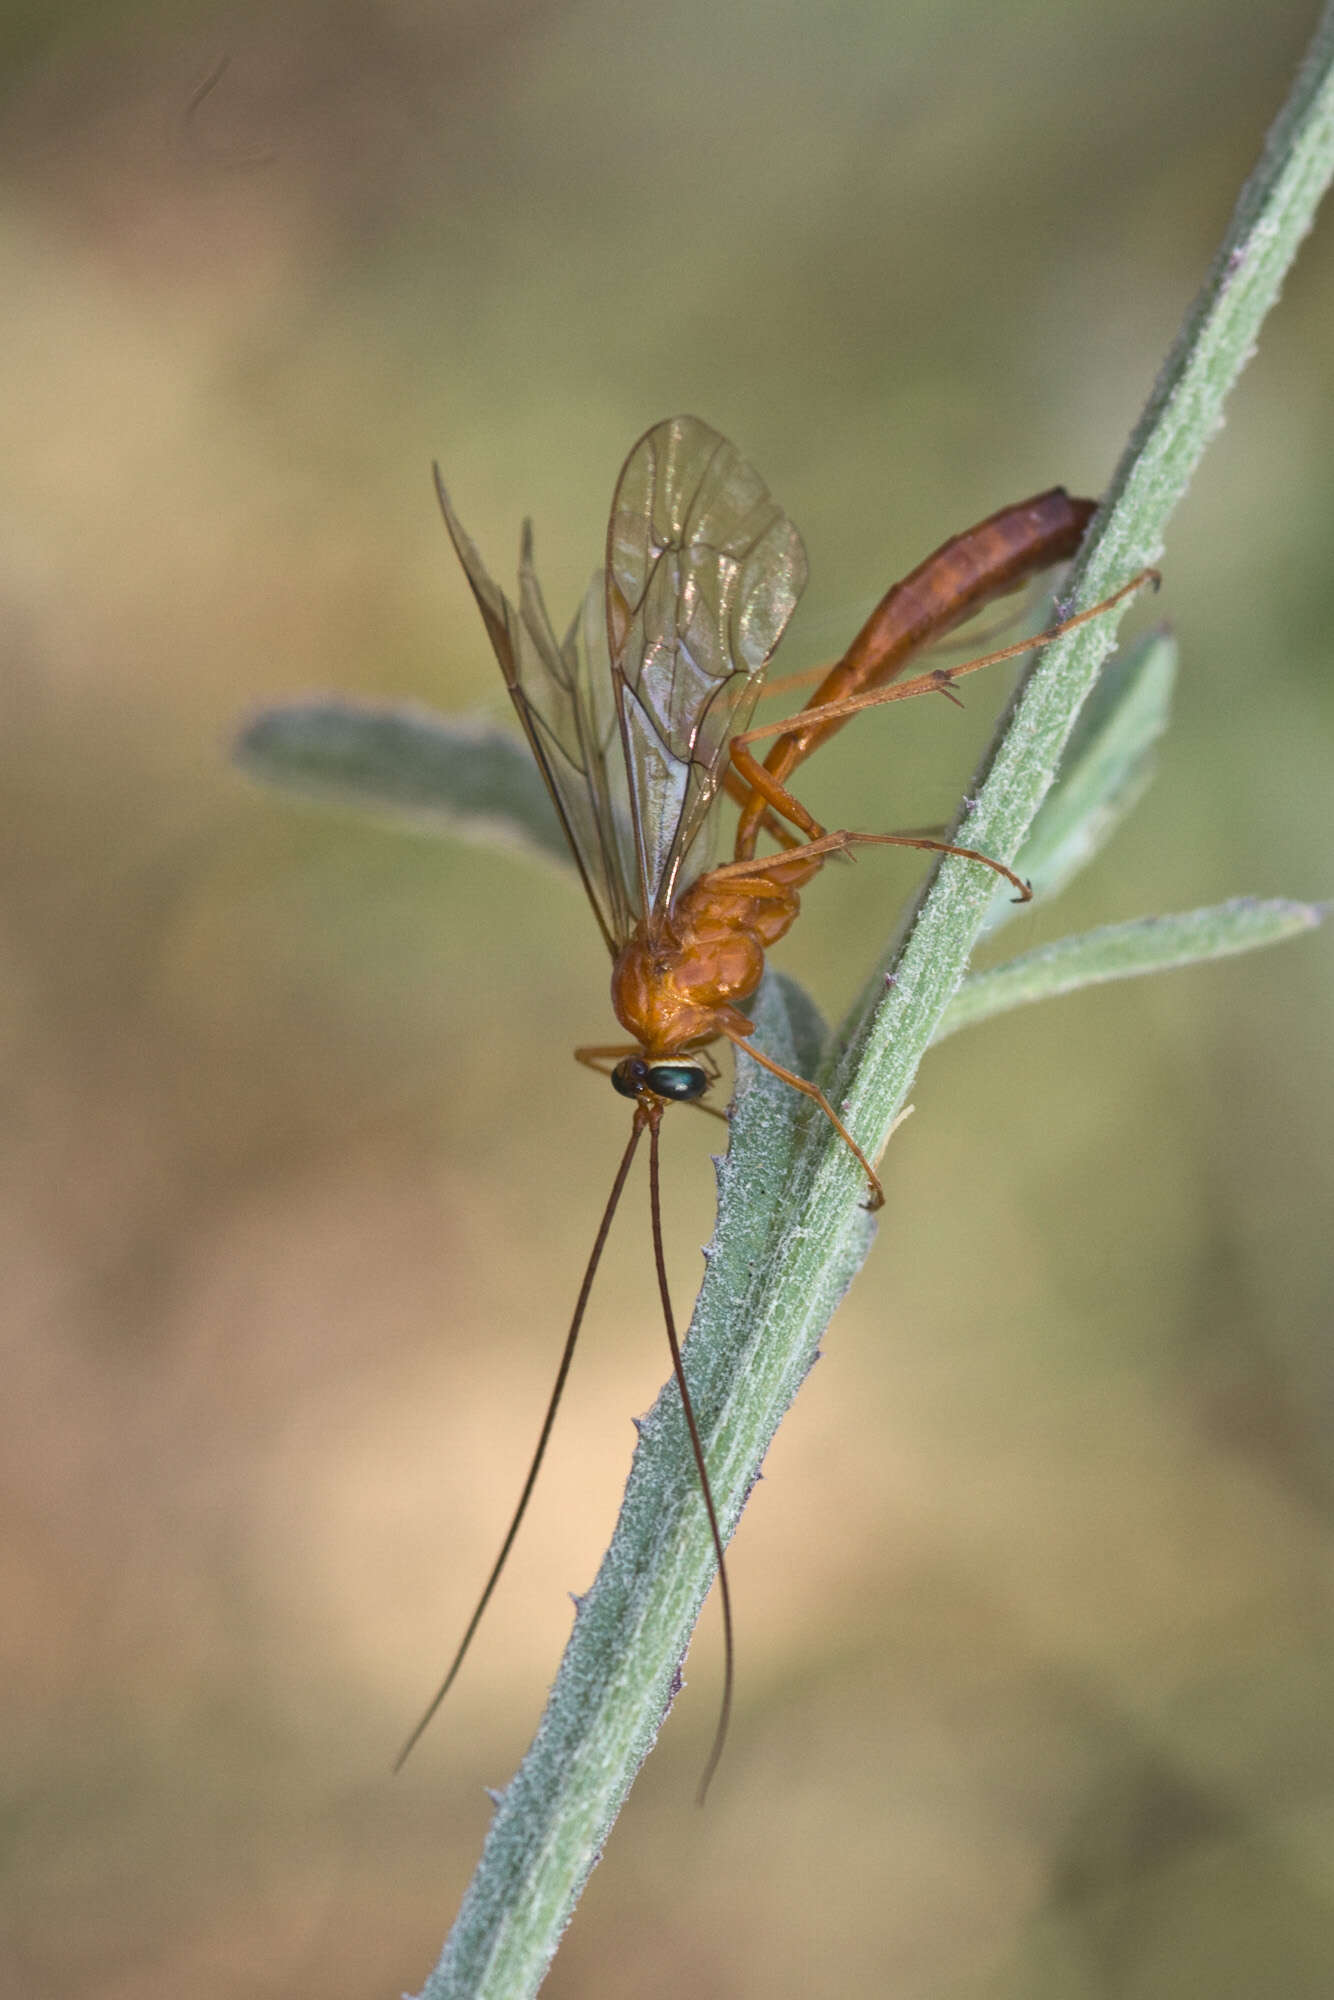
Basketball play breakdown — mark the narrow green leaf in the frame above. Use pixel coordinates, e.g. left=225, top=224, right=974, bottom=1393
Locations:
left=981, top=628, right=1178, bottom=935
left=234, top=700, right=567, bottom=864
left=937, top=899, right=1325, bottom=1043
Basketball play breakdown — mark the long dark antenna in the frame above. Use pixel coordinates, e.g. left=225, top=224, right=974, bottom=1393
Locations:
left=394, top=1117, right=647, bottom=1772
left=647, top=1112, right=735, bottom=1805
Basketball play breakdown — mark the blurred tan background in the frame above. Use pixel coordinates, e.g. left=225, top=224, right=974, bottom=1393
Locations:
left=3, top=2, right=1333, bottom=1995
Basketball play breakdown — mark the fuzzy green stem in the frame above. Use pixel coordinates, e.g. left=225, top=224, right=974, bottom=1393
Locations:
left=418, top=15, right=1334, bottom=1994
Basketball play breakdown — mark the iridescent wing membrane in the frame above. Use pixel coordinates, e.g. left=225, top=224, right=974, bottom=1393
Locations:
left=434, top=416, right=806, bottom=952
left=434, top=472, right=633, bottom=952
left=605, top=417, right=807, bottom=923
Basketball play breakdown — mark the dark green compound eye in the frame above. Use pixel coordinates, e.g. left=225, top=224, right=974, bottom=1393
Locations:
left=645, top=1061, right=709, bottom=1101
left=610, top=1058, right=708, bottom=1102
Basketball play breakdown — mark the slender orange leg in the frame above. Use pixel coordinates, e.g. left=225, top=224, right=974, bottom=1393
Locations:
left=684, top=1098, right=732, bottom=1127
left=719, top=1020, right=885, bottom=1211
left=736, top=570, right=1159, bottom=759
left=753, top=657, right=840, bottom=703
left=715, top=756, right=1032, bottom=902
left=709, top=827, right=1032, bottom=904
left=749, top=596, right=1030, bottom=708
left=732, top=568, right=1158, bottom=861
left=721, top=767, right=801, bottom=849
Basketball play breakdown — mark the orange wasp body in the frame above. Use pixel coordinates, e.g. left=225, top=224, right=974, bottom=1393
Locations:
left=403, top=417, right=1147, bottom=1786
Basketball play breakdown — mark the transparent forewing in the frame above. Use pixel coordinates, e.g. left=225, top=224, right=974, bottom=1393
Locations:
left=558, top=564, right=642, bottom=930
left=605, top=416, right=808, bottom=921
left=434, top=467, right=634, bottom=952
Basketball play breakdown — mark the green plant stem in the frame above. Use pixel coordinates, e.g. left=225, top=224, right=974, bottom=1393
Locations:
left=418, top=15, right=1334, bottom=1995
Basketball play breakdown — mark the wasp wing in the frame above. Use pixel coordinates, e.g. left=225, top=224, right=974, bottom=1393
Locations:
left=605, top=416, right=807, bottom=923
left=434, top=467, right=635, bottom=953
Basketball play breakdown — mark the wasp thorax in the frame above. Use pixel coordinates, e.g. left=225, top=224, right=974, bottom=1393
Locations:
left=610, top=923, right=765, bottom=1054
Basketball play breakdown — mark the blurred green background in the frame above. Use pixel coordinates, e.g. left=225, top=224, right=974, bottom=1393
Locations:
left=4, top=2, right=1333, bottom=1995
